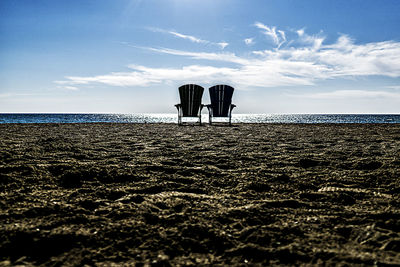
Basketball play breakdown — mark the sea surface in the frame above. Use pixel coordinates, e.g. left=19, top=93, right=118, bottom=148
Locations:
left=1, top=114, right=400, bottom=124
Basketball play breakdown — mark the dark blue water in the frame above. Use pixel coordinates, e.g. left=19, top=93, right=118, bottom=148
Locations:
left=1, top=113, right=400, bottom=124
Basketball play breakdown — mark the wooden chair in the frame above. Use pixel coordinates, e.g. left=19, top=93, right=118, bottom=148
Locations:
left=207, top=85, right=236, bottom=125
left=175, top=84, right=205, bottom=125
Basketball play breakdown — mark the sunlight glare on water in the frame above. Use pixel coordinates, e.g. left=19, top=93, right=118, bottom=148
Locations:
left=1, top=114, right=400, bottom=123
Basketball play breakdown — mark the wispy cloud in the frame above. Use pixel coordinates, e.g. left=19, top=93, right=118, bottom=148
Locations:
left=254, top=22, right=286, bottom=48
left=296, top=29, right=305, bottom=37
left=56, top=85, right=79, bottom=91
left=148, top=27, right=228, bottom=49
left=57, top=27, right=400, bottom=90
left=144, top=47, right=250, bottom=65
left=251, top=33, right=400, bottom=78
left=244, top=38, right=254, bottom=45
left=278, top=30, right=286, bottom=43
left=288, top=90, right=400, bottom=99
left=218, top=42, right=229, bottom=49
left=167, top=30, right=208, bottom=44
left=57, top=65, right=233, bottom=87
left=298, top=31, right=325, bottom=50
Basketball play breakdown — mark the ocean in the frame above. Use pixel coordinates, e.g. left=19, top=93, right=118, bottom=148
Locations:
left=0, top=113, right=399, bottom=124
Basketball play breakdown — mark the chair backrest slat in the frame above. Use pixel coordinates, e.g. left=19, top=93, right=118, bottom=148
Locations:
left=209, top=85, right=234, bottom=117
left=179, top=84, right=204, bottom=117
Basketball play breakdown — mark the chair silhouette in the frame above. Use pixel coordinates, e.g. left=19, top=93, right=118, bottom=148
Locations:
left=207, top=85, right=236, bottom=125
left=175, top=84, right=204, bottom=125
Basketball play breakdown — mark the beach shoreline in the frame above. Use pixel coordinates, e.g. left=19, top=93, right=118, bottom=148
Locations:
left=1, top=123, right=400, bottom=265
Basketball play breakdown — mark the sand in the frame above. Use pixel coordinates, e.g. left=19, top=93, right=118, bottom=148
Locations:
left=0, top=123, right=400, bottom=266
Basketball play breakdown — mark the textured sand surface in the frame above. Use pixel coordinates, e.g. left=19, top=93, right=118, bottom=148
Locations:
left=1, top=123, right=400, bottom=266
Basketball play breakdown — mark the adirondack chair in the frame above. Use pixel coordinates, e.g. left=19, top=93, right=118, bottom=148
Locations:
left=175, top=84, right=205, bottom=125
left=206, top=84, right=236, bottom=125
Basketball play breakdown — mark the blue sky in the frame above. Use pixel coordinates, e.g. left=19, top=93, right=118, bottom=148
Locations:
left=1, top=0, right=400, bottom=113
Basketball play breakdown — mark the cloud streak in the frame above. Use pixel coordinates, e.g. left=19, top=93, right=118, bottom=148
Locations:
left=144, top=47, right=250, bottom=65
left=56, top=85, right=79, bottom=91
left=254, top=22, right=286, bottom=48
left=148, top=27, right=228, bottom=49
left=57, top=26, right=400, bottom=90
left=288, top=90, right=400, bottom=99
left=168, top=30, right=208, bottom=44
left=218, top=42, right=229, bottom=49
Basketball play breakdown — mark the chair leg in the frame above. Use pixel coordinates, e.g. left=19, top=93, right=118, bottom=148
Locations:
left=178, top=113, right=182, bottom=125
left=199, top=114, right=202, bottom=126
left=229, top=113, right=232, bottom=126
left=209, top=114, right=212, bottom=125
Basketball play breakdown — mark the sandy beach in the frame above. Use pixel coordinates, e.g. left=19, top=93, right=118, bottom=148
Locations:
left=0, top=123, right=400, bottom=266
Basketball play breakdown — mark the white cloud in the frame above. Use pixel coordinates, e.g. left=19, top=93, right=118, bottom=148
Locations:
left=278, top=30, right=286, bottom=43
left=147, top=27, right=208, bottom=44
left=252, top=33, right=400, bottom=78
left=244, top=38, right=254, bottom=45
left=168, top=31, right=208, bottom=44
left=58, top=65, right=234, bottom=87
left=254, top=22, right=286, bottom=48
left=148, top=27, right=228, bottom=49
left=296, top=29, right=305, bottom=37
left=288, top=90, right=400, bottom=99
left=218, top=42, right=229, bottom=49
left=57, top=27, right=400, bottom=90
left=298, top=31, right=325, bottom=50
left=56, top=85, right=79, bottom=91
left=144, top=47, right=250, bottom=65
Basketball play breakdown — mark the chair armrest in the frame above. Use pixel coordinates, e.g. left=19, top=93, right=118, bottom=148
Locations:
left=175, top=104, right=181, bottom=110
left=199, top=104, right=205, bottom=111
left=230, top=104, right=236, bottom=109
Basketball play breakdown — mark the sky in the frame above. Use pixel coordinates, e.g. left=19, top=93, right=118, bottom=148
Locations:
left=1, top=0, right=400, bottom=114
